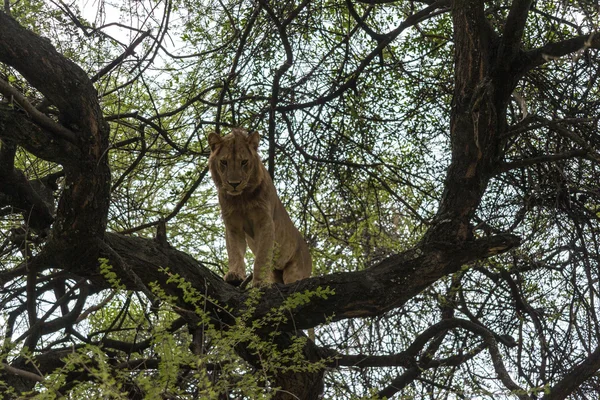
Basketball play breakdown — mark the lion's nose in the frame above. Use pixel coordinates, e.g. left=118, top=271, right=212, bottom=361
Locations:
left=229, top=181, right=241, bottom=189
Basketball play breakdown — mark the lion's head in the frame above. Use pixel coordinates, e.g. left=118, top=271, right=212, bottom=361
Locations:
left=208, top=128, right=264, bottom=196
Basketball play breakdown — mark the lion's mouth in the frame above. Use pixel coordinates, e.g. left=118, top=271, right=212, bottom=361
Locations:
left=226, top=189, right=243, bottom=196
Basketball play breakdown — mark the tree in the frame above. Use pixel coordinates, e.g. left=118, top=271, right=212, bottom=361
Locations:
left=0, top=0, right=599, bottom=398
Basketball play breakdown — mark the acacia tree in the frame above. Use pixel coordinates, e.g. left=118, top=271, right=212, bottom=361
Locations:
left=0, top=0, right=599, bottom=398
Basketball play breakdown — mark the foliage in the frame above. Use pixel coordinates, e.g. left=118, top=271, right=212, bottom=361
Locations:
left=1, top=266, right=332, bottom=399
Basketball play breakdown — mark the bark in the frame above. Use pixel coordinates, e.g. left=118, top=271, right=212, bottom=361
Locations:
left=102, top=232, right=520, bottom=331
left=0, top=13, right=110, bottom=230
left=0, top=12, right=110, bottom=276
left=0, top=141, right=54, bottom=230
left=541, top=345, right=600, bottom=400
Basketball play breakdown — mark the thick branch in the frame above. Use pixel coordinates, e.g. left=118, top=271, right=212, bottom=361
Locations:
left=542, top=345, right=600, bottom=400
left=251, top=234, right=518, bottom=329
left=521, top=32, right=600, bottom=73
left=0, top=105, right=81, bottom=163
left=0, top=78, right=77, bottom=143
left=0, top=13, right=103, bottom=131
left=498, top=0, right=533, bottom=64
left=100, top=232, right=520, bottom=332
left=0, top=12, right=111, bottom=249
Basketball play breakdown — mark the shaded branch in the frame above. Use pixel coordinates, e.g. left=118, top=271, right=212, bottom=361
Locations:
left=99, top=232, right=520, bottom=333
left=498, top=0, right=533, bottom=64
left=0, top=11, right=110, bottom=246
left=496, top=149, right=589, bottom=174
left=542, top=344, right=600, bottom=399
left=0, top=13, right=104, bottom=130
left=0, top=78, right=77, bottom=143
left=0, top=105, right=80, bottom=163
left=521, top=32, right=600, bottom=73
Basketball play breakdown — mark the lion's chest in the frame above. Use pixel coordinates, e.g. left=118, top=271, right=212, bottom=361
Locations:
left=219, top=186, right=275, bottom=242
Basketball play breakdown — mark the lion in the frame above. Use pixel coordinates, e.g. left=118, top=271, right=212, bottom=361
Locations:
left=208, top=128, right=312, bottom=287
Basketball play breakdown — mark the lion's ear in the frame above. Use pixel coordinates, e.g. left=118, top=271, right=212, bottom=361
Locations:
left=208, top=132, right=222, bottom=151
left=247, top=131, right=260, bottom=150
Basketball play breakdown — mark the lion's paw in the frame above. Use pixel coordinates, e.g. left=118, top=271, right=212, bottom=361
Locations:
left=224, top=271, right=246, bottom=287
left=250, top=278, right=273, bottom=288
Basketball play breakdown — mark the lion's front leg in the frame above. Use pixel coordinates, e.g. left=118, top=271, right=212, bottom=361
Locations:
left=224, top=222, right=247, bottom=286
left=251, top=218, right=275, bottom=286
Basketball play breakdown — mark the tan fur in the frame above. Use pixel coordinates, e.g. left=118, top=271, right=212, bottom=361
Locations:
left=208, top=128, right=312, bottom=286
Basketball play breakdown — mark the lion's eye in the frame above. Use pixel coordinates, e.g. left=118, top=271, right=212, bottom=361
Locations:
left=220, top=160, right=227, bottom=166
left=241, top=160, right=248, bottom=166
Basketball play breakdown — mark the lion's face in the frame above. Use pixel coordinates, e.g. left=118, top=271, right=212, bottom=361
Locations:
left=208, top=128, right=262, bottom=196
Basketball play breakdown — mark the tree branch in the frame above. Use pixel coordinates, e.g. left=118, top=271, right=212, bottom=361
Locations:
left=521, top=32, right=600, bottom=73
left=91, top=30, right=152, bottom=83
left=0, top=13, right=104, bottom=130
left=542, top=344, right=600, bottom=400
left=0, top=12, right=111, bottom=253
left=1, top=362, right=44, bottom=382
left=100, top=232, right=520, bottom=332
left=0, top=78, right=77, bottom=143
left=496, top=149, right=589, bottom=174
left=498, top=0, right=533, bottom=65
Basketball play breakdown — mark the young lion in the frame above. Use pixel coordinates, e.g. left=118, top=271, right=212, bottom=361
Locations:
left=208, top=128, right=312, bottom=286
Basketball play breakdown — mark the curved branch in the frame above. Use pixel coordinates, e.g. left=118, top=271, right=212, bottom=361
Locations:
left=0, top=12, right=110, bottom=246
left=0, top=13, right=104, bottom=130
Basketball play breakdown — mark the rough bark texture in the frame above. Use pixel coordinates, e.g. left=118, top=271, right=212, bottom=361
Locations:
left=426, top=0, right=503, bottom=242
left=0, top=13, right=111, bottom=272
left=100, top=232, right=520, bottom=330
